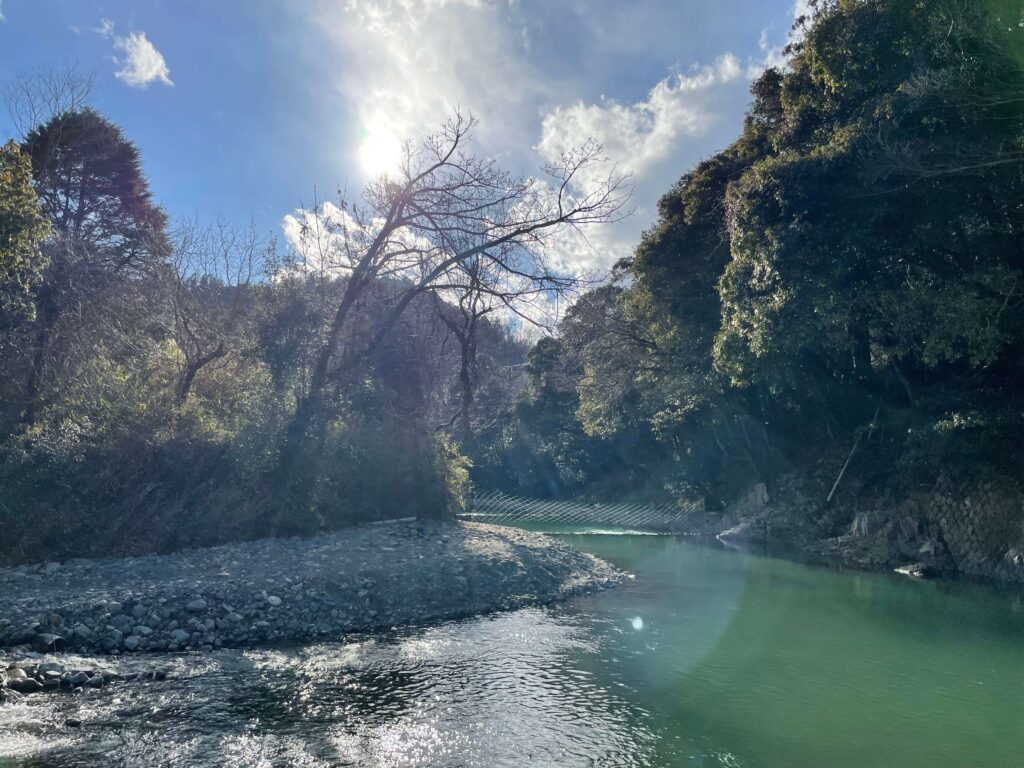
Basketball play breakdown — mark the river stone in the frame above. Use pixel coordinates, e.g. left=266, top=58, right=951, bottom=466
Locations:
left=1, top=689, right=23, bottom=705
left=35, top=633, right=66, bottom=652
left=9, top=676, right=42, bottom=694
left=186, top=599, right=208, bottom=612
left=123, top=635, right=141, bottom=651
left=131, top=604, right=148, bottom=619
left=266, top=595, right=282, bottom=607
left=6, top=668, right=27, bottom=682
left=171, top=629, right=191, bottom=644
left=102, top=629, right=123, bottom=652
left=70, top=671, right=89, bottom=686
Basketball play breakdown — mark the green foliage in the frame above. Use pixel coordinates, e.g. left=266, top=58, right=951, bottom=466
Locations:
left=0, top=111, right=480, bottom=564
left=0, top=140, right=48, bottom=326
left=492, top=0, right=1024, bottom=508
left=4, top=0, right=1021, bottom=561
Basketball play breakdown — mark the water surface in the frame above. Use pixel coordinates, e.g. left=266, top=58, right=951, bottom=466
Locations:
left=1, top=533, right=1022, bottom=767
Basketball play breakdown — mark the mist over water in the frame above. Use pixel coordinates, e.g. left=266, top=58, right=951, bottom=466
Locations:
left=3, top=534, right=1022, bottom=768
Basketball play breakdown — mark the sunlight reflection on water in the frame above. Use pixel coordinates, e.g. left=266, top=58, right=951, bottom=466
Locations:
left=3, top=534, right=1024, bottom=768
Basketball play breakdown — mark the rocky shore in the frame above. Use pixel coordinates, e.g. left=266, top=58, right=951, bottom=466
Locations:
left=0, top=657, right=169, bottom=707
left=0, top=520, right=621, bottom=685
left=704, top=469, right=1024, bottom=583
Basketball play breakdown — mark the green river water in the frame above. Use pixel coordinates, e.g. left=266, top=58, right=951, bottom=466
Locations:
left=1, top=531, right=1022, bottom=767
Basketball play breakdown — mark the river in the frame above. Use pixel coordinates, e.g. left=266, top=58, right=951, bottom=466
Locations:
left=1, top=530, right=1022, bottom=767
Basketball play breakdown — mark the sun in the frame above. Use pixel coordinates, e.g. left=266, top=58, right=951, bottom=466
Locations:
left=358, top=130, right=402, bottom=178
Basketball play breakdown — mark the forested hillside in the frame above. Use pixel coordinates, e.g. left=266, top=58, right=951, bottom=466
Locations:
left=0, top=99, right=627, bottom=563
left=484, top=0, right=1024, bottom=522
left=1, top=0, right=1021, bottom=575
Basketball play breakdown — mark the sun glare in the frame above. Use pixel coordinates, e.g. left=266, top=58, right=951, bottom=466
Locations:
left=358, top=130, right=402, bottom=178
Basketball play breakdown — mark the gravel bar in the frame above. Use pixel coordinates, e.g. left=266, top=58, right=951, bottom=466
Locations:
left=0, top=520, right=622, bottom=657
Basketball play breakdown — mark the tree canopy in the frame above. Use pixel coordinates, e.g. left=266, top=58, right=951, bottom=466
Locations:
left=489, top=0, right=1024, bottom=505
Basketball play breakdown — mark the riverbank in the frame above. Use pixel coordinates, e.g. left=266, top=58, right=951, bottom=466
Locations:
left=705, top=468, right=1024, bottom=584
left=0, top=520, right=622, bottom=664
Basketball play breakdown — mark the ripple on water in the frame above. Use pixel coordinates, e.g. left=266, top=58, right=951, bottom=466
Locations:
left=0, top=608, right=657, bottom=768
left=4, top=534, right=1024, bottom=768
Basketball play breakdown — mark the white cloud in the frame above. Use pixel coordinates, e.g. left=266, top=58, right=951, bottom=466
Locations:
left=96, top=20, right=173, bottom=89
left=113, top=31, right=174, bottom=88
left=0, top=1, right=5, bottom=23
left=756, top=29, right=788, bottom=74
left=297, top=0, right=776, bottom=275
left=538, top=54, right=744, bottom=184
left=534, top=53, right=752, bottom=271
left=281, top=200, right=437, bottom=279
left=305, top=0, right=553, bottom=171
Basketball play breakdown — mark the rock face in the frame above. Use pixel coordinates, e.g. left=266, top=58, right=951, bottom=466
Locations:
left=701, top=467, right=1024, bottom=583
left=0, top=521, right=622, bottom=655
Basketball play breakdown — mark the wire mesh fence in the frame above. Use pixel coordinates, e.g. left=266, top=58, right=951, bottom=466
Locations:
left=461, top=491, right=701, bottom=532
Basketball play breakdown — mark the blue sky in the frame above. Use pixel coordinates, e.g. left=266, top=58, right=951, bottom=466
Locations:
left=0, top=0, right=806, bottom=272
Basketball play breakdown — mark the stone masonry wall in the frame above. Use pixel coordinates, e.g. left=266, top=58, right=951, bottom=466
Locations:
left=926, top=473, right=1024, bottom=583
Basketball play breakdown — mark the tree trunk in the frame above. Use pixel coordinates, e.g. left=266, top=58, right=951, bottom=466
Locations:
left=177, top=343, right=226, bottom=403
left=22, top=294, right=56, bottom=426
left=458, top=337, right=474, bottom=446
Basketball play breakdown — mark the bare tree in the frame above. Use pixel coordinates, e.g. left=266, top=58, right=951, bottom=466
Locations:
left=430, top=250, right=565, bottom=446
left=431, top=258, right=493, bottom=445
left=169, top=217, right=268, bottom=402
left=283, top=111, right=631, bottom=451
left=4, top=64, right=95, bottom=137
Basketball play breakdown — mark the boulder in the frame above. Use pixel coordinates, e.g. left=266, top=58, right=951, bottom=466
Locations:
left=34, top=633, right=66, bottom=652
left=101, top=629, right=123, bottom=652
left=170, top=628, right=191, bottom=644
left=1, top=688, right=24, bottom=705
left=8, top=676, right=42, bottom=694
